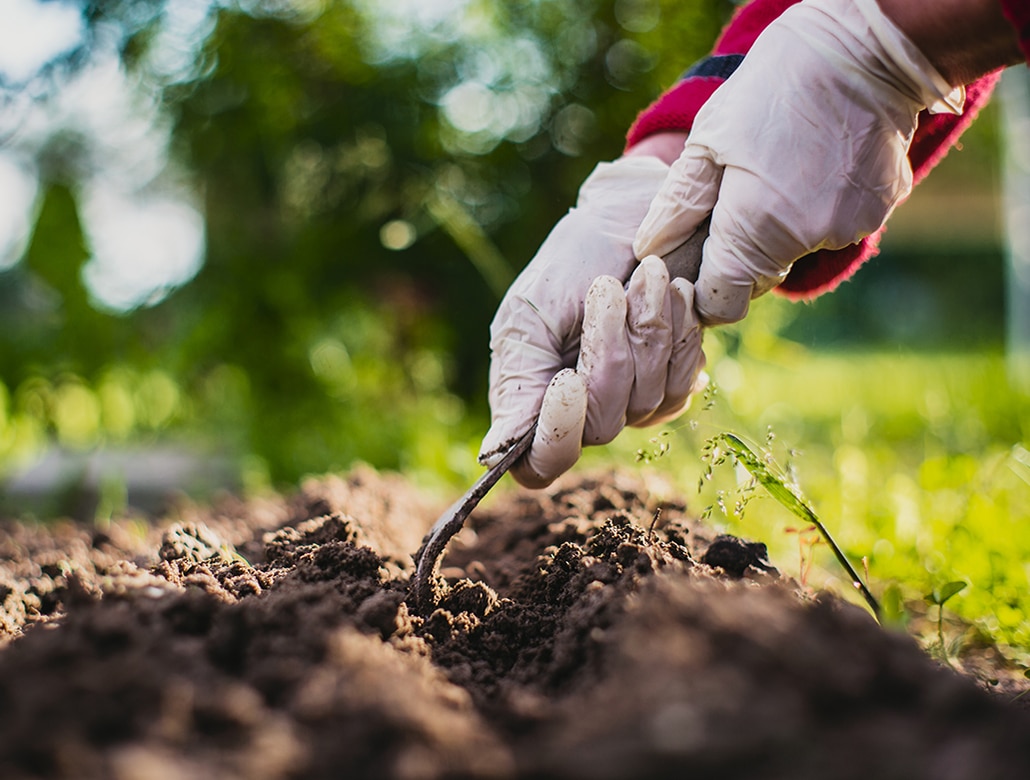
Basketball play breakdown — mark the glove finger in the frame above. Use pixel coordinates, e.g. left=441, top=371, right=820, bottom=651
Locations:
left=693, top=166, right=807, bottom=325
left=479, top=297, right=568, bottom=467
left=633, top=144, right=723, bottom=260
left=646, top=369, right=709, bottom=426
left=647, top=278, right=707, bottom=424
left=510, top=368, right=588, bottom=489
left=629, top=277, right=706, bottom=427
left=625, top=256, right=673, bottom=426
left=577, top=275, right=632, bottom=446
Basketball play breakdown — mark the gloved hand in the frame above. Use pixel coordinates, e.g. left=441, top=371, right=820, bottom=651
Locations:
left=633, top=0, right=965, bottom=325
left=480, top=156, right=707, bottom=489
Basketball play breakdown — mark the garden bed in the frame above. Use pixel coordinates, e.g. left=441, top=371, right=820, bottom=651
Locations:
left=1, top=467, right=1028, bottom=779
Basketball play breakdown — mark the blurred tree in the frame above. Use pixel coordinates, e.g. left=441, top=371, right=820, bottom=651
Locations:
left=0, top=0, right=732, bottom=495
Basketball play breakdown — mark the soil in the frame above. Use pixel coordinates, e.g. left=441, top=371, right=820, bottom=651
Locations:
left=0, top=466, right=1028, bottom=780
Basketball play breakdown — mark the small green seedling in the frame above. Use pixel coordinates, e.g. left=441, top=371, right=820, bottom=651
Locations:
left=924, top=580, right=967, bottom=663
left=705, top=432, right=881, bottom=620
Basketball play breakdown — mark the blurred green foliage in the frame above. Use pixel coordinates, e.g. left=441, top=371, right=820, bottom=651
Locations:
left=0, top=0, right=729, bottom=494
left=586, top=303, right=1030, bottom=661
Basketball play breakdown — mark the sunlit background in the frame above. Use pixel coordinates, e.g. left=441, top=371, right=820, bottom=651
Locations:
left=0, top=0, right=728, bottom=502
left=1, top=0, right=1030, bottom=659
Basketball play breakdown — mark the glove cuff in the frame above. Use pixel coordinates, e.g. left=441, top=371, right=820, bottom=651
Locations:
left=574, top=157, right=670, bottom=233
left=851, top=0, right=964, bottom=115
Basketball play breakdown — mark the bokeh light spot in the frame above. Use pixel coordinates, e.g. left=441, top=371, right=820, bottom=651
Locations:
left=380, top=219, right=417, bottom=251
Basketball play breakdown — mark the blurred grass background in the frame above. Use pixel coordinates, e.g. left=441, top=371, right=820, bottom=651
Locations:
left=584, top=340, right=1030, bottom=663
left=0, top=0, right=1027, bottom=661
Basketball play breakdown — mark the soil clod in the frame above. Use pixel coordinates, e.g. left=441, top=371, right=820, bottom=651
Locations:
left=701, top=533, right=777, bottom=578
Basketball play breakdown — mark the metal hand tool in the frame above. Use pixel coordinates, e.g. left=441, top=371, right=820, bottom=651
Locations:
left=409, top=219, right=710, bottom=614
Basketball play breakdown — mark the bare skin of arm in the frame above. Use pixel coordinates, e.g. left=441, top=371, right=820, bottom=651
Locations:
left=624, top=132, right=689, bottom=165
left=877, top=0, right=1024, bottom=85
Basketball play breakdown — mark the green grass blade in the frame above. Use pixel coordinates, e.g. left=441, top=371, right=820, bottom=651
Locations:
left=714, top=432, right=881, bottom=620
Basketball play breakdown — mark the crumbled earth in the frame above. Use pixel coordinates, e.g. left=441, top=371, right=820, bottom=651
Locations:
left=0, top=466, right=1028, bottom=780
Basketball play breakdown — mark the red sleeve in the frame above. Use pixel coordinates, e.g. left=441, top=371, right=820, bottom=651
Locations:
left=1000, top=0, right=1030, bottom=60
left=624, top=0, right=1000, bottom=301
left=624, top=0, right=799, bottom=148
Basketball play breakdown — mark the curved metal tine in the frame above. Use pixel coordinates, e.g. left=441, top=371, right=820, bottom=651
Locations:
left=410, top=422, right=537, bottom=613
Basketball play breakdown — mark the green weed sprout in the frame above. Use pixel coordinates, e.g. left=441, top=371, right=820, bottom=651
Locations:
left=707, top=432, right=881, bottom=620
left=925, top=581, right=967, bottom=663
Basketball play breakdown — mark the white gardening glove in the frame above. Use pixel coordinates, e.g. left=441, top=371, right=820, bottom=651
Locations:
left=634, top=0, right=965, bottom=325
left=480, top=156, right=707, bottom=489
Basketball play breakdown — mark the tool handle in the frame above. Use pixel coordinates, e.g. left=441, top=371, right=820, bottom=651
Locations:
left=659, top=216, right=709, bottom=284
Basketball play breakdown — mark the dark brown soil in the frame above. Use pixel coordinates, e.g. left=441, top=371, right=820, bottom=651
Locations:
left=0, top=466, right=1028, bottom=780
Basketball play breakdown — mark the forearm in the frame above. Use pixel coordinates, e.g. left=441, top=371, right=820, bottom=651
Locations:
left=624, top=131, right=689, bottom=165
left=877, top=0, right=1024, bottom=85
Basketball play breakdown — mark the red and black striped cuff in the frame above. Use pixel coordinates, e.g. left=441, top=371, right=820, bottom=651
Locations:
left=624, top=0, right=795, bottom=149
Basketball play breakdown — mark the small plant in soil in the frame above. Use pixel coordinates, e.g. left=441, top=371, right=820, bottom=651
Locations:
left=703, top=431, right=881, bottom=620
left=925, top=580, right=968, bottom=665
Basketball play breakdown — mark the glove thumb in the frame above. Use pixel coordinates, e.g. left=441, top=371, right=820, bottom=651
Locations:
left=510, top=369, right=588, bottom=489
left=633, top=145, right=722, bottom=261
